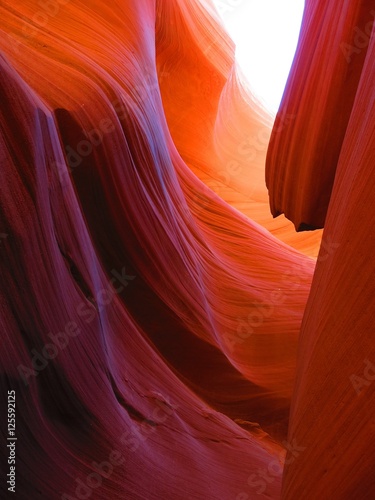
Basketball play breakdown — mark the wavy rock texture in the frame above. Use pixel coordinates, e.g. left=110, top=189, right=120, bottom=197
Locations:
left=266, top=0, right=374, bottom=231
left=0, top=0, right=373, bottom=499
left=279, top=5, right=375, bottom=499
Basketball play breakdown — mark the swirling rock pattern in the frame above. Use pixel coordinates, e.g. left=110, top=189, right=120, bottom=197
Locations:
left=0, top=0, right=373, bottom=499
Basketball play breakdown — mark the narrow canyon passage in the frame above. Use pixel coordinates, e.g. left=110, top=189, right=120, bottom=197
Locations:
left=0, top=1, right=374, bottom=499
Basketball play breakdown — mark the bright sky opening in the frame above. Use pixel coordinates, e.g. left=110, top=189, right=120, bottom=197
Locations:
left=213, top=0, right=305, bottom=114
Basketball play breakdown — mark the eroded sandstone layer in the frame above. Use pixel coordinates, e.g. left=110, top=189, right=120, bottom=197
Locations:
left=1, top=0, right=374, bottom=499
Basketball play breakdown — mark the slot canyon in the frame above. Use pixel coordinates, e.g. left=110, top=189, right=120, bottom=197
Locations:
left=1, top=1, right=375, bottom=499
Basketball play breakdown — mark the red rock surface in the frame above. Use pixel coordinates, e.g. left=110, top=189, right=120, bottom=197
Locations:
left=266, top=0, right=374, bottom=230
left=280, top=6, right=375, bottom=498
left=0, top=0, right=373, bottom=499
